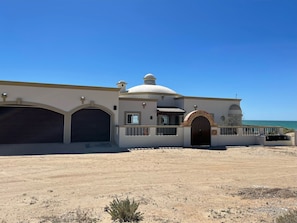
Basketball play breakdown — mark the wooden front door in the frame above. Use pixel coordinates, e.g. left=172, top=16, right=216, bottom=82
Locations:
left=191, top=116, right=211, bottom=146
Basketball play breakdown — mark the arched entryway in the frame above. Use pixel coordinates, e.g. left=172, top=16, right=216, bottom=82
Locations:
left=191, top=116, right=211, bottom=146
left=71, top=108, right=110, bottom=142
left=183, top=110, right=216, bottom=147
left=0, top=106, right=64, bottom=144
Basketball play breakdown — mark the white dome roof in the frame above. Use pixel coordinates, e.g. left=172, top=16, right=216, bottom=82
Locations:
left=127, top=73, right=177, bottom=94
left=128, top=84, right=177, bottom=94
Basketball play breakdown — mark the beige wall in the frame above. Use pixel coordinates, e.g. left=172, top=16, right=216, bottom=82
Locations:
left=181, top=97, right=242, bottom=125
left=0, top=82, right=120, bottom=144
left=118, top=126, right=184, bottom=148
left=0, top=83, right=119, bottom=114
left=118, top=98, right=157, bottom=125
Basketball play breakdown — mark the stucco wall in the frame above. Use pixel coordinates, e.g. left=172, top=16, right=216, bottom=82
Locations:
left=257, top=136, right=293, bottom=146
left=0, top=83, right=119, bottom=115
left=118, top=99, right=157, bottom=125
left=0, top=82, right=120, bottom=144
left=211, top=135, right=258, bottom=146
left=182, top=97, right=241, bottom=125
left=118, top=126, right=184, bottom=148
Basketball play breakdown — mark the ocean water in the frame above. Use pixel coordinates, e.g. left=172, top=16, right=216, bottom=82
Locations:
left=242, top=120, right=297, bottom=130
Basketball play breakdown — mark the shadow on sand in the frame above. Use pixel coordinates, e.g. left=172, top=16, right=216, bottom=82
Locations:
left=0, top=142, right=129, bottom=156
left=191, top=145, right=227, bottom=150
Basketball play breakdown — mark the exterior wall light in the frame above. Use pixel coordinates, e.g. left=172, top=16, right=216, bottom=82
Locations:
left=193, top=105, right=197, bottom=110
left=142, top=102, right=146, bottom=108
left=1, top=93, right=7, bottom=102
left=80, top=96, right=86, bottom=104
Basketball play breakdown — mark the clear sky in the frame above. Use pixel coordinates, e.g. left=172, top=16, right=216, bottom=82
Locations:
left=0, top=0, right=296, bottom=121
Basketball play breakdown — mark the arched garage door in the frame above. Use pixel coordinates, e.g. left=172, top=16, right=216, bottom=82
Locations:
left=71, top=108, right=110, bottom=142
left=0, top=107, right=64, bottom=144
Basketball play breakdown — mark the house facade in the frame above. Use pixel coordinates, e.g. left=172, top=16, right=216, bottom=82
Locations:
left=0, top=73, right=292, bottom=148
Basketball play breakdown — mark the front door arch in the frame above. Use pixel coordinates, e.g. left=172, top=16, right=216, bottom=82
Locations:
left=191, top=116, right=211, bottom=146
left=183, top=110, right=216, bottom=147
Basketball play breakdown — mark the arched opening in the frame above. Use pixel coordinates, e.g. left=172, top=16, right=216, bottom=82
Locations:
left=191, top=116, right=211, bottom=146
left=71, top=108, right=110, bottom=142
left=0, top=106, right=64, bottom=144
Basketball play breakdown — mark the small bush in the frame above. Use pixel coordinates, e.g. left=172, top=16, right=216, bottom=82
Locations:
left=275, top=210, right=297, bottom=223
left=105, top=197, right=144, bottom=222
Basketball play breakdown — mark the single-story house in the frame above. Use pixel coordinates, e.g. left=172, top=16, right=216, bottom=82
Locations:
left=0, top=73, right=292, bottom=149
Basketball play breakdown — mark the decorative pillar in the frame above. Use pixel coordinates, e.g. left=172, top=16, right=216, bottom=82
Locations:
left=63, top=113, right=71, bottom=144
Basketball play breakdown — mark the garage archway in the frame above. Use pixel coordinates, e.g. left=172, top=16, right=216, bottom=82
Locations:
left=0, top=106, right=64, bottom=144
left=71, top=108, right=110, bottom=142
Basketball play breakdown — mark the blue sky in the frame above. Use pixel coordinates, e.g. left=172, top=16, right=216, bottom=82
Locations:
left=0, top=0, right=296, bottom=120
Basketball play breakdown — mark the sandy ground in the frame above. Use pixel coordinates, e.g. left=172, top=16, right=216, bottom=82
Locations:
left=0, top=145, right=297, bottom=223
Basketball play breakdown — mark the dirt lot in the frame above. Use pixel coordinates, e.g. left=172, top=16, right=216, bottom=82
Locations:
left=0, top=146, right=297, bottom=223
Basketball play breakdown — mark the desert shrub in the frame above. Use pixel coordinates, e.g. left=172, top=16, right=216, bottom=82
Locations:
left=105, top=197, right=144, bottom=222
left=275, top=210, right=297, bottom=223
left=40, top=208, right=99, bottom=223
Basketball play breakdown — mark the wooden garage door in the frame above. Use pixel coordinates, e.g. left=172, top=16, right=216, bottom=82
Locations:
left=71, top=108, right=110, bottom=142
left=0, top=107, right=64, bottom=144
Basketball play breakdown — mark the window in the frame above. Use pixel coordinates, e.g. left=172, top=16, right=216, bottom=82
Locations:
left=161, top=115, right=169, bottom=125
left=126, top=113, right=140, bottom=125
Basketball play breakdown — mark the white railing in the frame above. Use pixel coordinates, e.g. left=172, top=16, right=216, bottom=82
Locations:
left=219, top=126, right=282, bottom=136
left=118, top=125, right=287, bottom=147
left=242, top=127, right=260, bottom=136
left=156, top=126, right=177, bottom=135
left=264, top=127, right=279, bottom=135
left=125, top=126, right=178, bottom=136
left=125, top=126, right=150, bottom=136
left=118, top=125, right=184, bottom=148
left=220, top=127, right=238, bottom=135
left=124, top=126, right=282, bottom=137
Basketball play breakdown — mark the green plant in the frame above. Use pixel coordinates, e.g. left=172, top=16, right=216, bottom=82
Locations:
left=275, top=210, right=297, bottom=223
left=105, top=197, right=144, bottom=222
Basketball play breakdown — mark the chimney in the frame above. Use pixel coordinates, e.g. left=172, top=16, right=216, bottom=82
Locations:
left=117, top=80, right=127, bottom=93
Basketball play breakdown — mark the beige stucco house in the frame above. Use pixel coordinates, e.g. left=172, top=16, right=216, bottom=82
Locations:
left=0, top=73, right=291, bottom=150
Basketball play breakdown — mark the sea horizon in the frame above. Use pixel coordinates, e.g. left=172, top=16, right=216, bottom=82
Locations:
left=242, top=120, right=297, bottom=130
